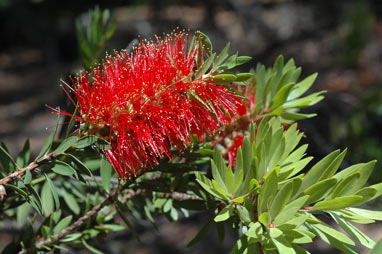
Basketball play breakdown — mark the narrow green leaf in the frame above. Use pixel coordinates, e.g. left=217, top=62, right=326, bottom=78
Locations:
left=259, top=169, right=278, bottom=214
left=0, top=145, right=16, bottom=171
left=53, top=215, right=73, bottom=235
left=24, top=169, right=32, bottom=185
left=301, top=178, right=337, bottom=204
left=37, top=113, right=60, bottom=159
left=314, top=224, right=355, bottom=246
left=237, top=205, right=251, bottom=223
left=298, top=150, right=340, bottom=194
left=329, top=172, right=360, bottom=198
left=100, top=157, right=112, bottom=191
left=82, top=239, right=104, bottom=254
left=54, top=136, right=77, bottom=155
left=272, top=236, right=296, bottom=254
left=51, top=161, right=75, bottom=176
left=17, top=203, right=32, bottom=227
left=41, top=181, right=54, bottom=215
left=235, top=73, right=253, bottom=82
left=288, top=73, right=318, bottom=100
left=214, top=42, right=230, bottom=68
left=73, top=135, right=97, bottom=149
left=44, top=173, right=60, bottom=210
left=313, top=195, right=363, bottom=210
left=348, top=208, right=382, bottom=221
left=269, top=181, right=293, bottom=219
left=370, top=240, right=382, bottom=254
left=270, top=82, right=296, bottom=110
left=330, top=212, right=375, bottom=249
left=63, top=190, right=80, bottom=215
left=16, top=139, right=30, bottom=168
left=215, top=205, right=233, bottom=222
left=274, top=195, right=309, bottom=226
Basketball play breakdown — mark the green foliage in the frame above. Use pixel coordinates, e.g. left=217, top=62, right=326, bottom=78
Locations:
left=195, top=117, right=381, bottom=253
left=0, top=30, right=380, bottom=254
left=76, top=6, right=116, bottom=69
left=252, top=55, right=325, bottom=121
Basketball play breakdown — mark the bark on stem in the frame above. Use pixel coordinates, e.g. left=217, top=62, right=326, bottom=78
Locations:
left=0, top=153, right=56, bottom=186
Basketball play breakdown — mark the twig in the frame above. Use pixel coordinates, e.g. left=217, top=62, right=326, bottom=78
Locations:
left=0, top=153, right=56, bottom=186
left=20, top=185, right=126, bottom=254
left=22, top=185, right=203, bottom=254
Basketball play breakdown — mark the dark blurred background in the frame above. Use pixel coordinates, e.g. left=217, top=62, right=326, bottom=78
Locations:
left=0, top=0, right=381, bottom=253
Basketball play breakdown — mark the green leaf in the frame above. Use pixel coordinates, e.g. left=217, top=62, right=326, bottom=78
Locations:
left=67, top=154, right=93, bottom=176
left=63, top=190, right=80, bottom=215
left=51, top=161, right=75, bottom=176
left=37, top=113, right=60, bottom=159
left=225, top=166, right=235, bottom=194
left=288, top=73, right=318, bottom=100
left=270, top=82, right=296, bottom=110
left=272, top=236, right=296, bottom=254
left=269, top=181, right=293, bottom=219
left=298, top=150, right=341, bottom=194
left=73, top=135, right=97, bottom=149
left=348, top=208, right=382, bottom=221
left=309, top=224, right=358, bottom=254
left=236, top=56, right=252, bottom=66
left=301, top=178, right=337, bottom=204
left=340, top=209, right=375, bottom=224
left=17, top=203, right=32, bottom=227
left=329, top=172, right=360, bottom=198
left=235, top=73, right=253, bottom=82
left=281, top=112, right=316, bottom=120
left=4, top=183, right=28, bottom=198
left=214, top=42, right=230, bottom=68
left=215, top=205, right=233, bottom=222
left=95, top=224, right=125, bottom=232
left=274, top=195, right=309, bottom=226
left=44, top=173, right=60, bottom=210
left=24, top=169, right=32, bottom=185
left=270, top=227, right=284, bottom=238
left=313, top=195, right=363, bottom=210
left=197, top=31, right=213, bottom=56
left=370, top=240, right=382, bottom=254
left=334, top=161, right=376, bottom=195
left=330, top=212, right=375, bottom=249
left=53, top=215, right=73, bottom=235
left=82, top=239, right=104, bottom=254
left=209, top=74, right=237, bottom=84
left=0, top=145, right=16, bottom=172
left=54, top=136, right=77, bottom=155
left=314, top=223, right=355, bottom=246
left=41, top=181, right=54, bottom=215
left=16, top=139, right=30, bottom=168
left=187, top=216, right=213, bottom=247
left=237, top=205, right=251, bottom=223
left=258, top=169, right=278, bottom=214
left=100, top=157, right=112, bottom=192
left=278, top=214, right=310, bottom=230
left=246, top=222, right=263, bottom=240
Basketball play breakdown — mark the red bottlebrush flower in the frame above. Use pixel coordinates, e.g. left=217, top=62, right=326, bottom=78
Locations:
left=64, top=32, right=244, bottom=179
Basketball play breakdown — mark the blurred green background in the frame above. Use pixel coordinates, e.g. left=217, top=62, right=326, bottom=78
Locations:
left=0, top=0, right=381, bottom=253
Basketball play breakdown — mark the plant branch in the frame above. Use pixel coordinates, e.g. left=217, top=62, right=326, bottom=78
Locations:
left=21, top=185, right=202, bottom=253
left=0, top=153, right=56, bottom=186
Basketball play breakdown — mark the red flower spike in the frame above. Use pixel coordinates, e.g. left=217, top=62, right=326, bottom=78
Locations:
left=66, top=32, right=244, bottom=179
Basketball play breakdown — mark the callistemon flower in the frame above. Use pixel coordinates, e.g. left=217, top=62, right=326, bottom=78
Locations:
left=66, top=32, right=244, bottom=178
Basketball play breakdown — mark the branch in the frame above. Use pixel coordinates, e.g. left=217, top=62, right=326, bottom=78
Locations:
left=0, top=153, right=57, bottom=186
left=21, top=186, right=202, bottom=253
